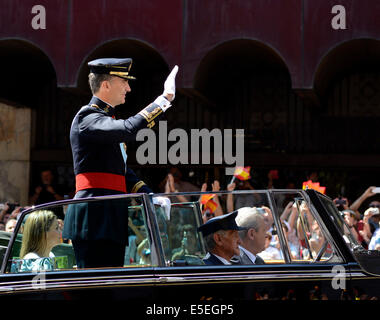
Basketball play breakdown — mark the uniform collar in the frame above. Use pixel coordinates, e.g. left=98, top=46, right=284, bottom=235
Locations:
left=210, top=253, right=232, bottom=265
left=89, top=96, right=115, bottom=117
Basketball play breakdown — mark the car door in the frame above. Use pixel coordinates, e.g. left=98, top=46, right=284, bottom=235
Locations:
left=149, top=190, right=366, bottom=301
left=0, top=194, right=160, bottom=300
left=307, top=189, right=380, bottom=300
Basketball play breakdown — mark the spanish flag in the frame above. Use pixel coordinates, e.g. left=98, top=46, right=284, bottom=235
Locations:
left=233, top=166, right=251, bottom=181
left=203, top=199, right=218, bottom=214
left=302, top=180, right=326, bottom=194
left=201, top=194, right=215, bottom=204
left=201, top=194, right=218, bottom=213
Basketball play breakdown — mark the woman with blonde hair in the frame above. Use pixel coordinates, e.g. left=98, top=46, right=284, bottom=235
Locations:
left=18, top=210, right=61, bottom=272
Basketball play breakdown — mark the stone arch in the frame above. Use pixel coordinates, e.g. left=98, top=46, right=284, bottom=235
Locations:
left=313, top=38, right=380, bottom=102
left=191, top=38, right=296, bottom=154
left=0, top=39, right=57, bottom=205
left=311, top=38, right=380, bottom=154
left=193, top=38, right=291, bottom=103
left=0, top=38, right=56, bottom=107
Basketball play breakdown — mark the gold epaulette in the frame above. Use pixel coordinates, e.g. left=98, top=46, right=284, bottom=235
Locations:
left=91, top=104, right=110, bottom=114
left=131, top=181, right=146, bottom=193
left=138, top=104, right=163, bottom=128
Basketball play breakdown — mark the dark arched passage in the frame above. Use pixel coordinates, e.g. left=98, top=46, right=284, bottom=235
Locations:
left=192, top=39, right=294, bottom=153
left=306, top=39, right=380, bottom=198
left=0, top=39, right=56, bottom=107
left=194, top=39, right=290, bottom=102
left=311, top=38, right=380, bottom=154
left=314, top=38, right=380, bottom=101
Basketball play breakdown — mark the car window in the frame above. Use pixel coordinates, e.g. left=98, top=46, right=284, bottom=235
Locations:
left=316, top=193, right=360, bottom=251
left=153, top=190, right=292, bottom=266
left=272, top=191, right=343, bottom=264
left=5, top=195, right=153, bottom=273
left=7, top=208, right=75, bottom=273
left=153, top=197, right=207, bottom=266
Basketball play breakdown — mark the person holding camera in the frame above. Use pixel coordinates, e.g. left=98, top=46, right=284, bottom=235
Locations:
left=30, top=169, right=64, bottom=219
left=346, top=186, right=380, bottom=248
left=349, top=186, right=379, bottom=216
left=333, top=196, right=350, bottom=212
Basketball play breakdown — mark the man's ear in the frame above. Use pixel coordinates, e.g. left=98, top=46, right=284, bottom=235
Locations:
left=213, top=232, right=223, bottom=246
left=101, top=79, right=111, bottom=91
left=248, top=228, right=256, bottom=240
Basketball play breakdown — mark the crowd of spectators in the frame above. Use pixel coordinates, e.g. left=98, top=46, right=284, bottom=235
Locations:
left=0, top=168, right=64, bottom=228
left=156, top=168, right=380, bottom=257
left=1, top=166, right=379, bottom=262
left=0, top=202, right=25, bottom=232
left=335, top=186, right=380, bottom=250
left=0, top=168, right=66, bottom=239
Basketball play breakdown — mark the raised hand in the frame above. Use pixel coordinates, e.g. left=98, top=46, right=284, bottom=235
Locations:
left=163, top=65, right=179, bottom=102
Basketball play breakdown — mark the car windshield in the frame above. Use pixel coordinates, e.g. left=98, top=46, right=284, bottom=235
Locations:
left=153, top=190, right=343, bottom=266
left=316, top=192, right=360, bottom=251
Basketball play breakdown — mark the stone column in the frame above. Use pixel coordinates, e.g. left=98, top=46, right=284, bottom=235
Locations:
left=0, top=101, right=31, bottom=206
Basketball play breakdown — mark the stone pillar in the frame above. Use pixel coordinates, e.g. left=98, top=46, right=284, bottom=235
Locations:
left=0, top=102, right=31, bottom=206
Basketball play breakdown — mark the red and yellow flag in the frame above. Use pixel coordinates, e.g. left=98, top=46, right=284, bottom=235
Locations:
left=203, top=199, right=218, bottom=214
left=233, top=166, right=251, bottom=181
left=201, top=194, right=215, bottom=204
left=201, top=194, right=218, bottom=213
left=302, top=180, right=326, bottom=194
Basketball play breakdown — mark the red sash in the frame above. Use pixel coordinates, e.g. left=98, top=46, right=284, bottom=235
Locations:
left=76, top=172, right=127, bottom=193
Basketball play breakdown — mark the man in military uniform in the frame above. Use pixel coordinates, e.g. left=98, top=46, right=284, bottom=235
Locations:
left=62, top=58, right=178, bottom=268
left=198, top=211, right=245, bottom=265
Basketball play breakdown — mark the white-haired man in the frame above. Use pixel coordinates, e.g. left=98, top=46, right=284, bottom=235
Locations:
left=235, top=207, right=267, bottom=264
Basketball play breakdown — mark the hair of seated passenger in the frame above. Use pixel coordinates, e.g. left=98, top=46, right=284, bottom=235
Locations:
left=19, top=210, right=57, bottom=259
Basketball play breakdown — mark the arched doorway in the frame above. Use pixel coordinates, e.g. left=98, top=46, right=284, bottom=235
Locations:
left=193, top=39, right=293, bottom=154
left=0, top=39, right=56, bottom=107
left=311, top=38, right=380, bottom=199
left=0, top=39, right=57, bottom=205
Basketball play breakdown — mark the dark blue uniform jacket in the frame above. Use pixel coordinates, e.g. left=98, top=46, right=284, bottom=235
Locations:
left=62, top=96, right=163, bottom=244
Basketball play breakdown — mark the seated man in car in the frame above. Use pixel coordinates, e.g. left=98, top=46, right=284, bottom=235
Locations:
left=235, top=207, right=267, bottom=264
left=197, top=211, right=244, bottom=265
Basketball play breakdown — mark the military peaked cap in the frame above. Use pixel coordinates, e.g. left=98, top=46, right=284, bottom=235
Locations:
left=197, top=210, right=246, bottom=237
left=88, top=58, right=136, bottom=80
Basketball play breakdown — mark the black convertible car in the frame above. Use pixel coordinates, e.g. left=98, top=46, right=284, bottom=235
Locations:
left=0, top=189, right=379, bottom=301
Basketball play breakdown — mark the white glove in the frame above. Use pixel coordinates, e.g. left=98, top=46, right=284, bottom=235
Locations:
left=152, top=196, right=172, bottom=220
left=154, top=65, right=179, bottom=112
left=163, top=65, right=178, bottom=101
